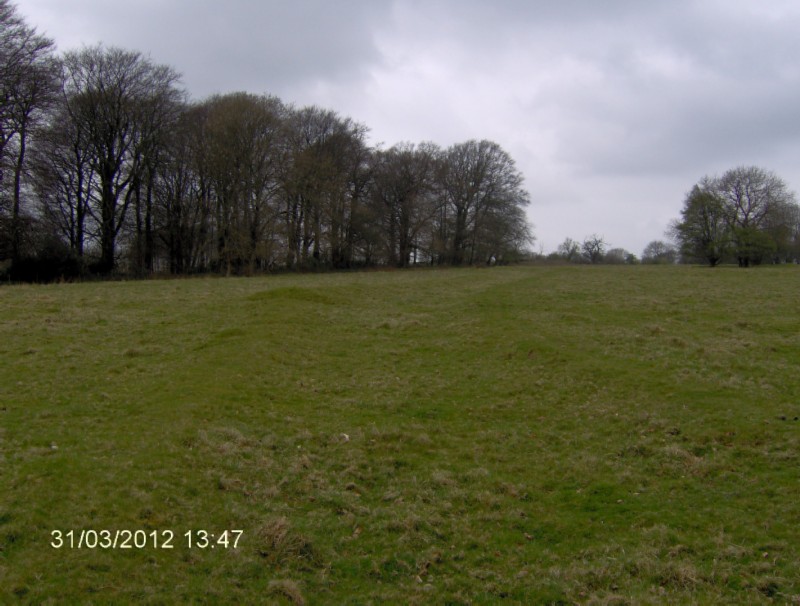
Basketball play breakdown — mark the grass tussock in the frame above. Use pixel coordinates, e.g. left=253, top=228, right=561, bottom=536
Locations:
left=255, top=517, right=320, bottom=569
left=267, top=579, right=306, bottom=605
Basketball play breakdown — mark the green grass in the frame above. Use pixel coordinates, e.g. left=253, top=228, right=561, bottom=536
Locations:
left=2, top=265, right=799, bottom=604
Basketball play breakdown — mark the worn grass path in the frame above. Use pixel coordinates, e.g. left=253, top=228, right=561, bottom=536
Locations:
left=1, top=265, right=799, bottom=603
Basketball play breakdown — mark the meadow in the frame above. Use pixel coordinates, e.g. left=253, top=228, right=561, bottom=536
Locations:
left=1, top=265, right=799, bottom=604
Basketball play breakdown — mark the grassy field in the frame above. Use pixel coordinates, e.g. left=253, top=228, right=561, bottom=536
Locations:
left=1, top=265, right=799, bottom=604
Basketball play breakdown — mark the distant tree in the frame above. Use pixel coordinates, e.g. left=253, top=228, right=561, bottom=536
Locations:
left=474, top=201, right=533, bottom=264
left=761, top=199, right=800, bottom=263
left=604, top=247, right=630, bottom=264
left=779, top=202, right=800, bottom=263
left=673, top=168, right=797, bottom=267
left=556, top=237, right=580, bottom=262
left=642, top=240, right=677, bottom=264
left=670, top=182, right=729, bottom=266
left=581, top=234, right=606, bottom=264
left=713, top=166, right=795, bottom=267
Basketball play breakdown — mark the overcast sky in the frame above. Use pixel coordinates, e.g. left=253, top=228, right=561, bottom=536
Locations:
left=14, top=0, right=800, bottom=255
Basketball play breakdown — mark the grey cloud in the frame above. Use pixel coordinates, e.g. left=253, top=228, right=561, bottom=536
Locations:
left=22, top=0, right=393, bottom=98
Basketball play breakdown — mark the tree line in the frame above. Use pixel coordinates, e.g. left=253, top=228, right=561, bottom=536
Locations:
left=0, top=2, right=532, bottom=280
left=546, top=235, right=676, bottom=265
left=547, top=166, right=800, bottom=268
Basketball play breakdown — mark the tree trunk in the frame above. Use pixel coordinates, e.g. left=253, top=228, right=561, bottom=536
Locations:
left=452, top=206, right=468, bottom=265
left=11, top=124, right=27, bottom=261
left=99, top=177, right=117, bottom=274
left=145, top=174, right=154, bottom=273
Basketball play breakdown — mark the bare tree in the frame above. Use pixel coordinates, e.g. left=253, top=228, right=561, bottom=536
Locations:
left=58, top=45, right=183, bottom=273
left=0, top=0, right=28, bottom=185
left=0, top=0, right=57, bottom=261
left=320, top=117, right=371, bottom=269
left=193, top=93, right=285, bottom=275
left=713, top=166, right=796, bottom=267
left=280, top=106, right=369, bottom=269
left=581, top=234, right=606, bottom=264
left=31, top=99, right=96, bottom=262
left=437, top=139, right=531, bottom=265
left=370, top=142, right=440, bottom=267
left=126, top=70, right=186, bottom=275
left=151, top=103, right=214, bottom=274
